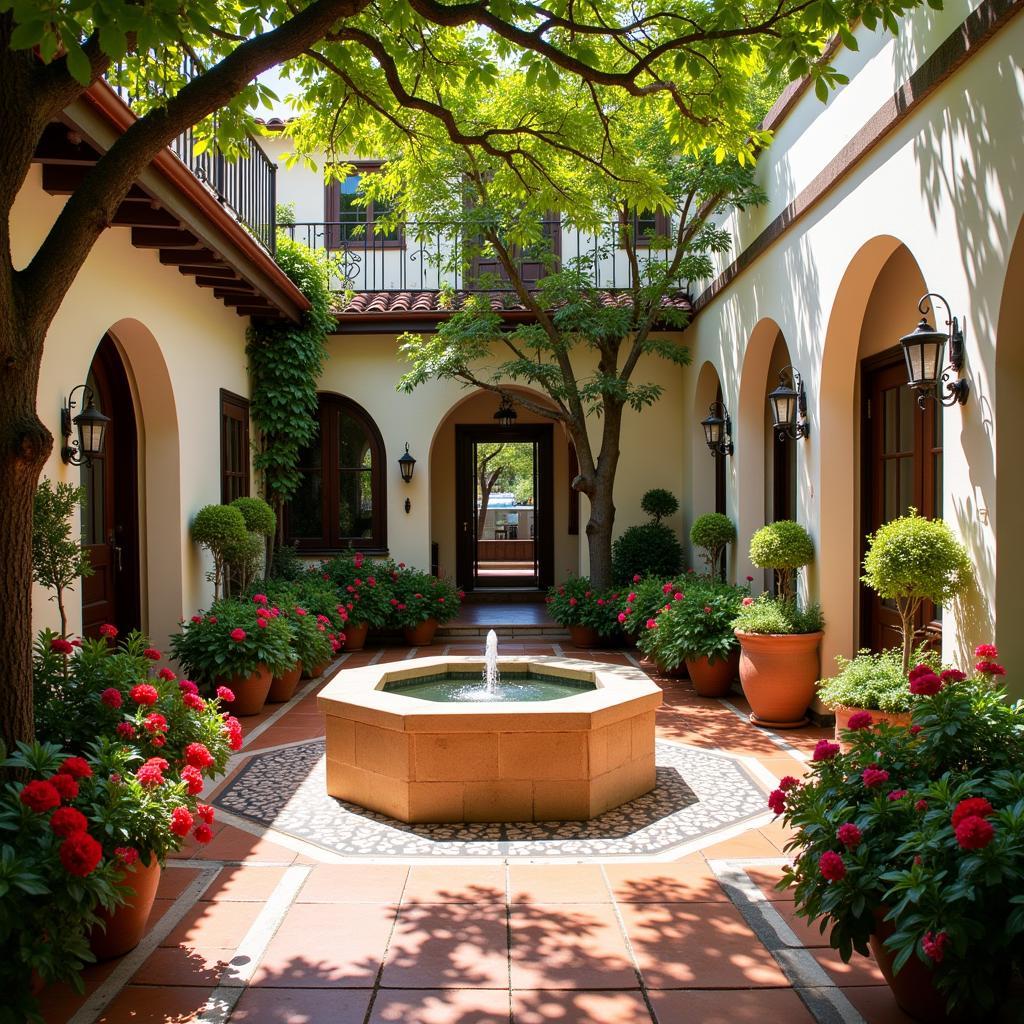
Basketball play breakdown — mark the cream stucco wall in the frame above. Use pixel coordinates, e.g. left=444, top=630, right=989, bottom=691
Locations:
left=15, top=165, right=252, bottom=652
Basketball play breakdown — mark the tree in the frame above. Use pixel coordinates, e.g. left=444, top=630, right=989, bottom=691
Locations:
left=475, top=442, right=535, bottom=538
left=1, top=0, right=928, bottom=747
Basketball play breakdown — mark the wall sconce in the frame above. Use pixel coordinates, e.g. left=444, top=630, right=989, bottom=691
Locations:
left=700, top=401, right=734, bottom=457
left=768, top=366, right=810, bottom=440
left=899, top=292, right=970, bottom=408
left=494, top=395, right=518, bottom=427
left=398, top=442, right=415, bottom=513
left=60, top=385, right=110, bottom=465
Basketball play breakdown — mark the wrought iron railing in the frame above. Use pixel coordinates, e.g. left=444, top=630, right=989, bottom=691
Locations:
left=280, top=217, right=676, bottom=293
left=108, top=56, right=276, bottom=254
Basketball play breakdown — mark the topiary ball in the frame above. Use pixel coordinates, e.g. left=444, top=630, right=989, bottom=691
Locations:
left=749, top=520, right=815, bottom=570
left=231, top=496, right=277, bottom=537
left=690, top=512, right=736, bottom=551
left=611, top=523, right=684, bottom=584
left=192, top=505, right=248, bottom=549
left=640, top=488, right=679, bottom=524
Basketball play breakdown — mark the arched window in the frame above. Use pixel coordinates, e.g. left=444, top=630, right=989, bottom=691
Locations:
left=286, top=394, right=387, bottom=551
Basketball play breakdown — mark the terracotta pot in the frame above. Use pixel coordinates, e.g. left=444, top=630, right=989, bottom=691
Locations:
left=403, top=618, right=438, bottom=646
left=89, top=855, right=162, bottom=961
left=567, top=625, right=601, bottom=649
left=735, top=630, right=823, bottom=728
left=268, top=662, right=302, bottom=703
left=686, top=650, right=739, bottom=698
left=653, top=656, right=687, bottom=679
left=303, top=660, right=331, bottom=679
left=219, top=663, right=272, bottom=717
left=834, top=704, right=912, bottom=746
left=341, top=621, right=369, bottom=651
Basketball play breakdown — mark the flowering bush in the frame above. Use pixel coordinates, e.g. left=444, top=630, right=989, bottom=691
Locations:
left=817, top=646, right=941, bottom=713
left=322, top=552, right=395, bottom=628
left=387, top=566, right=462, bottom=627
left=773, top=646, right=1024, bottom=1012
left=169, top=597, right=295, bottom=682
left=546, top=576, right=624, bottom=636
left=618, top=575, right=672, bottom=636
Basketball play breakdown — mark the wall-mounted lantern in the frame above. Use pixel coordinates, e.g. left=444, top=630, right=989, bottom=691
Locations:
left=494, top=395, right=518, bottom=428
left=899, top=292, right=970, bottom=408
left=700, top=401, right=734, bottom=457
left=768, top=366, right=810, bottom=441
left=60, top=385, right=110, bottom=466
left=398, top=442, right=416, bottom=513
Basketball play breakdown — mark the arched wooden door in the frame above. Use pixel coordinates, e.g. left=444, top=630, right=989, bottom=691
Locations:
left=80, top=335, right=141, bottom=638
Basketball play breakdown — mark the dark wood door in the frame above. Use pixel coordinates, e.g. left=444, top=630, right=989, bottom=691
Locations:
left=80, top=336, right=140, bottom=638
left=469, top=216, right=561, bottom=289
left=860, top=351, right=943, bottom=652
left=455, top=423, right=554, bottom=591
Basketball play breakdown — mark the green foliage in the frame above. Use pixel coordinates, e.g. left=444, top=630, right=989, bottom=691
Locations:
left=283, top=608, right=333, bottom=670
left=32, top=479, right=93, bottom=637
left=191, top=504, right=249, bottom=599
left=545, top=577, right=625, bottom=636
left=640, top=488, right=679, bottom=524
left=817, top=647, right=940, bottom=713
left=231, top=496, right=276, bottom=537
left=388, top=567, right=462, bottom=627
left=690, top=513, right=736, bottom=573
left=732, top=595, right=823, bottom=635
left=611, top=523, right=684, bottom=584
left=749, top=520, right=814, bottom=600
left=269, top=543, right=305, bottom=582
left=323, top=553, right=397, bottom=628
left=619, top=575, right=675, bottom=636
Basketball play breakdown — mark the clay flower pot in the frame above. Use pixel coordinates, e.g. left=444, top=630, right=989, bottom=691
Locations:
left=833, top=704, right=912, bottom=747
left=89, top=855, right=162, bottom=960
left=685, top=650, right=739, bottom=698
left=568, top=625, right=601, bottom=649
left=268, top=662, right=302, bottom=703
left=403, top=618, right=438, bottom=646
left=303, top=660, right=331, bottom=679
left=652, top=656, right=687, bottom=679
left=341, top=621, right=369, bottom=651
left=735, top=630, right=823, bottom=728
left=219, top=663, right=272, bottom=717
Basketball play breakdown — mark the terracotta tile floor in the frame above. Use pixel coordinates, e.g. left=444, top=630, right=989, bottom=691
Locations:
left=39, top=644, right=913, bottom=1024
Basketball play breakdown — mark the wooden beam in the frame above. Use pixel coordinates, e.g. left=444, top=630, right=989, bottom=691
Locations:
left=194, top=275, right=244, bottom=289
left=159, top=249, right=223, bottom=267
left=34, top=123, right=101, bottom=165
left=111, top=202, right=178, bottom=228
left=236, top=307, right=284, bottom=319
left=131, top=227, right=202, bottom=249
left=177, top=265, right=237, bottom=279
left=212, top=285, right=259, bottom=298
left=41, top=164, right=149, bottom=199
left=220, top=293, right=273, bottom=308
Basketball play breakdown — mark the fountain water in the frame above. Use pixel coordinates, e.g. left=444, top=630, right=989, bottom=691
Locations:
left=484, top=629, right=500, bottom=694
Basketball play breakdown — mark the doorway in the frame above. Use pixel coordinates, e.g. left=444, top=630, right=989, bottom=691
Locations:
left=80, top=335, right=141, bottom=638
left=455, top=424, right=554, bottom=591
left=860, top=349, right=943, bottom=652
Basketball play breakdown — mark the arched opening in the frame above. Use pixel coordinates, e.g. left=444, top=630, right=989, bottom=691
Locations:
left=764, top=333, right=797, bottom=530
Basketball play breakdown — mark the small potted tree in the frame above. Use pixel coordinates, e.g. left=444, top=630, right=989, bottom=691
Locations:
left=733, top=521, right=823, bottom=727
left=690, top=512, right=736, bottom=579
left=861, top=510, right=972, bottom=675
left=191, top=505, right=249, bottom=599
left=611, top=489, right=685, bottom=584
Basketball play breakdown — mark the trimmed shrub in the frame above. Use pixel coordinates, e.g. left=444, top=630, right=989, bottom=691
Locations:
left=611, top=522, right=684, bottom=584
left=191, top=505, right=249, bottom=598
left=749, top=520, right=814, bottom=601
left=690, top=513, right=735, bottom=575
left=640, top=488, right=679, bottom=524
left=231, top=496, right=276, bottom=537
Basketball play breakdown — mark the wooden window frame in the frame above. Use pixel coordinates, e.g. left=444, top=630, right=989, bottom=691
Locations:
left=618, top=208, right=672, bottom=250
left=285, top=393, right=388, bottom=554
left=324, top=161, right=405, bottom=251
left=219, top=389, right=250, bottom=504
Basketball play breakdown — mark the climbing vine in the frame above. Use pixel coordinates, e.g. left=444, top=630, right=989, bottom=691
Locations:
left=246, top=233, right=335, bottom=547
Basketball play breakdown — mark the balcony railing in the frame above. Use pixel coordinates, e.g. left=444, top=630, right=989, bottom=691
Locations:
left=108, top=56, right=276, bottom=254
left=280, top=218, right=677, bottom=293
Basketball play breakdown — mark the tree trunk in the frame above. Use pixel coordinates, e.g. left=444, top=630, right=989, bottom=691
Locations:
left=585, top=483, right=616, bottom=589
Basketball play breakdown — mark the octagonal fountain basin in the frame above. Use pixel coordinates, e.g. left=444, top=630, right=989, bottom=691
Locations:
left=317, top=656, right=661, bottom=824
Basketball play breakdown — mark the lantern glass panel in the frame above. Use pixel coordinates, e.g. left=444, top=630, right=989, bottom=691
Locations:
left=770, top=388, right=796, bottom=429
left=702, top=415, right=723, bottom=446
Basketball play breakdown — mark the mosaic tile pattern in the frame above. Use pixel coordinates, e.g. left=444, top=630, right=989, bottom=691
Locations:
left=213, top=740, right=768, bottom=859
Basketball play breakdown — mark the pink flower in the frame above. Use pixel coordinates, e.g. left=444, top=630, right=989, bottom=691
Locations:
left=158, top=667, right=176, bottom=681
left=778, top=776, right=800, bottom=791
left=633, top=574, right=641, bottom=583
left=617, top=613, right=627, bottom=624
left=116, top=722, right=136, bottom=739
left=861, top=767, right=890, bottom=788
left=257, top=618, right=268, bottom=629
left=179, top=679, right=199, bottom=695
left=129, top=683, right=159, bottom=706
left=253, top=594, right=269, bottom=605
left=955, top=815, right=994, bottom=849
left=673, top=592, right=684, bottom=602
left=974, top=643, right=998, bottom=658
left=208, top=616, right=218, bottom=624
left=98, top=624, right=118, bottom=638
left=922, top=931, right=950, bottom=963
left=216, top=686, right=236, bottom=702
left=230, top=628, right=246, bottom=642
left=182, top=692, right=204, bottom=711
left=50, top=637, right=74, bottom=655
left=569, top=597, right=577, bottom=606
left=887, top=789, right=908, bottom=801
left=976, top=661, right=1006, bottom=676
left=837, top=823, right=862, bottom=849
left=627, top=593, right=637, bottom=602
left=818, top=851, right=846, bottom=882
left=169, top=806, right=194, bottom=837
left=940, top=669, right=967, bottom=684
left=846, top=710, right=873, bottom=730
left=915, top=799, right=928, bottom=812
left=143, top=648, right=161, bottom=661
left=741, top=596, right=754, bottom=606
left=662, top=583, right=673, bottom=594
left=767, top=789, right=786, bottom=815
left=101, top=687, right=123, bottom=709
left=115, top=847, right=139, bottom=865
left=646, top=618, right=657, bottom=630
left=909, top=670, right=942, bottom=696
left=703, top=605, right=712, bottom=614
left=597, top=599, right=605, bottom=606
left=185, top=742, right=215, bottom=770
left=812, top=739, right=841, bottom=761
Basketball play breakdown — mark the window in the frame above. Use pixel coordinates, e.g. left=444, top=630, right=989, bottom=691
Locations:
left=618, top=209, right=672, bottom=249
left=324, top=163, right=402, bottom=249
left=286, top=394, right=387, bottom=551
left=220, top=390, right=250, bottom=503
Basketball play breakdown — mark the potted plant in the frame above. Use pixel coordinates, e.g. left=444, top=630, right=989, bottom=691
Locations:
left=733, top=521, right=823, bottom=727
left=290, top=575, right=347, bottom=672
left=191, top=504, right=249, bottom=600
left=610, top=489, right=685, bottom=584
left=389, top=566, right=462, bottom=645
left=618, top=575, right=671, bottom=642
left=170, top=598, right=294, bottom=715
left=546, top=576, right=622, bottom=648
left=690, top=512, right=736, bottom=578
left=772, top=651, right=1020, bottom=1020
left=861, top=510, right=972, bottom=675
left=324, top=553, right=394, bottom=649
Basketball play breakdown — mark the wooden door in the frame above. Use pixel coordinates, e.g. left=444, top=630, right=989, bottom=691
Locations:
left=860, top=351, right=942, bottom=652
left=469, top=216, right=561, bottom=289
left=80, top=336, right=140, bottom=638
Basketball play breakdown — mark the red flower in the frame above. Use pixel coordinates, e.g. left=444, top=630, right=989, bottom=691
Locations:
left=130, top=683, right=159, bottom=706
left=767, top=789, right=786, bottom=815
left=645, top=618, right=657, bottom=630
left=208, top=616, right=218, bottom=624
left=158, top=667, right=176, bottom=681
left=49, top=773, right=79, bottom=802
left=60, top=756, right=92, bottom=779
left=812, top=739, right=841, bottom=762
left=779, top=776, right=800, bottom=791
left=861, top=767, right=890, bottom=788
left=143, top=712, right=168, bottom=734
left=181, top=765, right=204, bottom=796
left=819, top=851, right=846, bottom=881
left=50, top=806, right=89, bottom=838
left=136, top=764, right=165, bottom=788
left=182, top=692, right=205, bottom=711
left=940, top=669, right=967, bottom=684
left=922, top=931, right=950, bottom=963
left=568, top=597, right=577, bottom=606
left=887, top=789, right=908, bottom=801
left=98, top=624, right=118, bottom=638
left=19, top=780, right=61, bottom=813
left=617, top=612, right=627, bottom=624
left=846, top=710, right=873, bottom=730
left=216, top=686, right=235, bottom=702
left=193, top=824, right=213, bottom=844
left=144, top=757, right=169, bottom=771
left=115, top=847, right=140, bottom=865
left=909, top=670, right=942, bottom=696
left=837, top=823, right=862, bottom=849
left=143, top=647, right=162, bottom=661
left=976, top=661, right=1006, bottom=676
left=257, top=618, right=268, bottom=629
left=116, top=722, right=136, bottom=739
left=703, top=605, right=712, bottom=614
left=185, top=742, right=215, bottom=769
left=196, top=803, right=215, bottom=824
left=955, top=815, right=995, bottom=850
left=223, top=716, right=243, bottom=751
left=50, top=637, right=74, bottom=655
left=662, top=583, right=673, bottom=594
left=59, top=832, right=103, bottom=876
left=951, top=797, right=994, bottom=828
left=169, top=806, right=194, bottom=837
left=915, top=799, right=928, bottom=812
left=151, top=736, right=166, bottom=747
left=974, top=643, right=998, bottom=658
left=741, top=596, right=754, bottom=606
left=230, top=628, right=246, bottom=642
left=253, top=593, right=269, bottom=605
left=909, top=724, right=923, bottom=735
left=179, top=679, right=199, bottom=695
left=191, top=615, right=203, bottom=624
left=100, top=687, right=123, bottom=709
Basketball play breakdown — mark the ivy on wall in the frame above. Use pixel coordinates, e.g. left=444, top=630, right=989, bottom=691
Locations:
left=246, top=234, right=335, bottom=542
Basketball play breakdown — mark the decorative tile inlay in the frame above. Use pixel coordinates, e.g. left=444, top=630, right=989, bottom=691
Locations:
left=213, top=740, right=767, bottom=859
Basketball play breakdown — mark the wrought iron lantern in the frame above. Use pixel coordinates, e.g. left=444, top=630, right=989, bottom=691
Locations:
left=700, top=401, right=734, bottom=457
left=899, top=293, right=969, bottom=408
left=398, top=443, right=416, bottom=483
left=768, top=366, right=810, bottom=441
left=60, top=385, right=110, bottom=466
left=494, top=395, right=518, bottom=427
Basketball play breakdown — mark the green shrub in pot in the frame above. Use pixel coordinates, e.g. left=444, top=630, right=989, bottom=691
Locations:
left=818, top=647, right=941, bottom=715
left=387, top=566, right=462, bottom=628
left=611, top=489, right=684, bottom=583
left=619, top=575, right=674, bottom=636
left=731, top=594, right=823, bottom=635
left=690, top=512, right=736, bottom=576
left=748, top=520, right=814, bottom=602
